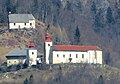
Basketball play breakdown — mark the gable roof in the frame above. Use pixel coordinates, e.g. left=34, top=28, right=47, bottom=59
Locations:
left=6, top=48, right=28, bottom=57
left=9, top=14, right=35, bottom=23
left=6, top=48, right=40, bottom=57
left=54, top=45, right=102, bottom=51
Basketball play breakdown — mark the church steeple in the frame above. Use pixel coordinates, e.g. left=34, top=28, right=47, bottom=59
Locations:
left=45, top=32, right=52, bottom=42
left=45, top=32, right=53, bottom=64
left=29, top=40, right=34, bottom=48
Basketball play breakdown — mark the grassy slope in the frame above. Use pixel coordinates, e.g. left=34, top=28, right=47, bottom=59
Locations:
left=0, top=20, right=45, bottom=62
left=0, top=64, right=120, bottom=84
left=0, top=47, right=13, bottom=62
left=0, top=31, right=30, bottom=62
left=0, top=20, right=68, bottom=62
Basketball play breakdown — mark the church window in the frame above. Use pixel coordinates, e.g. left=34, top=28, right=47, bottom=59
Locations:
left=48, top=44, right=50, bottom=46
left=76, top=54, right=78, bottom=58
left=82, top=54, right=84, bottom=58
left=25, top=23, right=26, bottom=25
left=30, top=23, right=32, bottom=26
left=57, top=54, right=59, bottom=57
left=32, top=52, right=34, bottom=55
left=63, top=54, right=65, bottom=58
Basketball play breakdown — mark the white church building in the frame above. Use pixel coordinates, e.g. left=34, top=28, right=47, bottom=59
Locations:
left=45, top=33, right=102, bottom=64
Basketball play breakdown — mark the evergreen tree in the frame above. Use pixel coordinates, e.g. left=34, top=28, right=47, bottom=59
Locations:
left=29, top=74, right=34, bottom=84
left=33, top=0, right=38, bottom=12
left=24, top=78, right=28, bottom=84
left=76, top=1, right=82, bottom=12
left=94, top=9, right=104, bottom=32
left=106, top=7, right=114, bottom=24
left=66, top=1, right=71, bottom=10
left=33, top=0, right=38, bottom=8
left=91, top=1, right=97, bottom=14
left=97, top=75, right=104, bottom=84
left=94, top=12, right=101, bottom=29
left=115, top=4, right=120, bottom=19
left=6, top=0, right=17, bottom=13
left=105, top=52, right=112, bottom=65
left=74, top=26, right=81, bottom=45
left=117, top=8, right=120, bottom=18
left=52, top=0, right=61, bottom=8
left=6, top=0, right=11, bottom=13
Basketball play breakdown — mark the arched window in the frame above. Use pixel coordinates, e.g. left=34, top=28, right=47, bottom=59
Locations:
left=76, top=54, right=78, bottom=58
left=82, top=54, right=84, bottom=58
left=32, top=52, right=34, bottom=55
left=30, top=23, right=32, bottom=26
left=57, top=54, right=59, bottom=58
left=63, top=54, right=65, bottom=58
left=48, top=44, right=50, bottom=46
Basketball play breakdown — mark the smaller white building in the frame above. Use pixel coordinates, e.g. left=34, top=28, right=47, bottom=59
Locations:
left=6, top=41, right=40, bottom=66
left=45, top=32, right=103, bottom=64
left=27, top=48, right=37, bottom=66
left=6, top=48, right=27, bottom=66
left=9, top=14, right=35, bottom=29
left=6, top=48, right=38, bottom=66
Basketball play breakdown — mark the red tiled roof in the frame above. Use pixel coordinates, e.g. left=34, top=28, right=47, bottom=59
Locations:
left=46, top=38, right=52, bottom=42
left=45, top=33, right=52, bottom=42
left=29, top=40, right=34, bottom=48
left=54, top=45, right=102, bottom=51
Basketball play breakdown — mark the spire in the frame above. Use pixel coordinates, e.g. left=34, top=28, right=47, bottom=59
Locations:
left=29, top=40, right=34, bottom=48
left=45, top=32, right=52, bottom=42
left=45, top=24, right=52, bottom=42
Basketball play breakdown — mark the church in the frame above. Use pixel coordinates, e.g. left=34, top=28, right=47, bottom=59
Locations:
left=45, top=32, right=102, bottom=64
left=5, top=32, right=102, bottom=66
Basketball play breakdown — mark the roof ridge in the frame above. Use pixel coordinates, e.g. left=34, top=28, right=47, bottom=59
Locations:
left=54, top=45, right=102, bottom=51
left=54, top=45, right=99, bottom=47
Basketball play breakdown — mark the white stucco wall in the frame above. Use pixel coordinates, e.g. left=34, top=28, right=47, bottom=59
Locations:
left=28, top=49, right=37, bottom=66
left=52, top=50, right=102, bottom=64
left=96, top=50, right=102, bottom=64
left=29, top=20, right=35, bottom=28
left=9, top=20, right=35, bottom=29
left=52, top=51, right=89, bottom=64
left=45, top=42, right=52, bottom=64
left=7, top=59, right=26, bottom=66
left=88, top=50, right=102, bottom=64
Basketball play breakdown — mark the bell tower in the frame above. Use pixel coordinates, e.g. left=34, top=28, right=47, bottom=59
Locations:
left=29, top=40, right=35, bottom=48
left=28, top=40, right=37, bottom=66
left=45, top=32, right=53, bottom=64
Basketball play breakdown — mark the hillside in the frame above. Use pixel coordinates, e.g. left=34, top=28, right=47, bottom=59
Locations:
left=0, top=64, right=120, bottom=84
left=0, top=0, right=120, bottom=68
left=0, top=20, right=68, bottom=62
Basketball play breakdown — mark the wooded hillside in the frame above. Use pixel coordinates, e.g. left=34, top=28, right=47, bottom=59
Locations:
left=0, top=0, right=120, bottom=68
